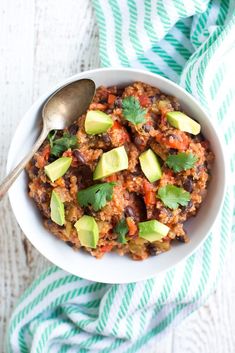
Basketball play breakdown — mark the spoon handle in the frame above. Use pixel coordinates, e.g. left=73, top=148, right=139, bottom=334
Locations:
left=0, top=125, right=49, bottom=201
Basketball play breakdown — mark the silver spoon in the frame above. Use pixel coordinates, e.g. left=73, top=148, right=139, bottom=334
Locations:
left=0, top=78, right=96, bottom=200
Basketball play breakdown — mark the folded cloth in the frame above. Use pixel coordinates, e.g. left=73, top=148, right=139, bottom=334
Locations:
left=7, top=1, right=235, bottom=352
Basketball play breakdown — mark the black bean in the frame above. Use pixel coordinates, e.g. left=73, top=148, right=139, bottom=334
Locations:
left=183, top=177, right=193, bottom=193
left=148, top=243, right=157, bottom=256
left=150, top=113, right=158, bottom=119
left=102, top=133, right=111, bottom=145
left=196, top=165, right=204, bottom=174
left=42, top=182, right=51, bottom=189
left=40, top=192, right=48, bottom=203
left=134, top=136, right=143, bottom=146
left=31, top=158, right=37, bottom=166
left=32, top=166, right=39, bottom=176
left=68, top=124, right=79, bottom=135
left=195, top=133, right=203, bottom=142
left=181, top=200, right=193, bottom=211
left=176, top=235, right=186, bottom=243
left=100, top=98, right=107, bottom=104
left=168, top=148, right=178, bottom=155
left=187, top=200, right=193, bottom=209
left=155, top=93, right=162, bottom=100
left=124, top=206, right=136, bottom=218
left=132, top=169, right=142, bottom=176
left=116, top=87, right=124, bottom=96
left=84, top=207, right=92, bottom=215
left=149, top=96, right=155, bottom=103
left=76, top=165, right=93, bottom=185
left=48, top=155, right=57, bottom=163
left=64, top=177, right=71, bottom=188
left=114, top=97, right=122, bottom=108
left=152, top=208, right=161, bottom=219
left=73, top=150, right=86, bottom=164
left=66, top=241, right=74, bottom=247
left=171, top=99, right=180, bottom=111
left=142, top=124, right=151, bottom=132
left=161, top=207, right=172, bottom=218
left=168, top=133, right=181, bottom=141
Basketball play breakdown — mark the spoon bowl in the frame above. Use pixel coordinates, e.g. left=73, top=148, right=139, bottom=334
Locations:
left=43, top=79, right=96, bottom=130
left=0, top=78, right=96, bottom=199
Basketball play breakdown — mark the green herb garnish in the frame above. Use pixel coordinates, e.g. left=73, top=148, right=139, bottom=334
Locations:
left=157, top=184, right=190, bottom=210
left=48, top=131, right=78, bottom=157
left=122, top=96, right=146, bottom=125
left=77, top=182, right=116, bottom=211
left=166, top=152, right=197, bottom=173
left=114, top=218, right=128, bottom=244
left=48, top=130, right=57, bottom=148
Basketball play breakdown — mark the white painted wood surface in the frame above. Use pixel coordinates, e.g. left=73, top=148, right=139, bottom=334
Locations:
left=0, top=1, right=234, bottom=352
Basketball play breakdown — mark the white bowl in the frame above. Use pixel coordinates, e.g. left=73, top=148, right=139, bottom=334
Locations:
left=7, top=68, right=227, bottom=283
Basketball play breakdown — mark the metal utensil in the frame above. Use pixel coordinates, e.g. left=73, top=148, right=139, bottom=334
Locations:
left=0, top=78, right=96, bottom=200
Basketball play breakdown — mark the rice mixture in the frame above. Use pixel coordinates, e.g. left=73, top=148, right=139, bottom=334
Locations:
left=26, top=82, right=213, bottom=260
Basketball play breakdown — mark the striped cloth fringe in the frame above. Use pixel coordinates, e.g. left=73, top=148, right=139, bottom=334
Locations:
left=7, top=1, right=235, bottom=352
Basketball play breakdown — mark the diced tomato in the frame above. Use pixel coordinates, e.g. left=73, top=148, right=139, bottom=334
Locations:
left=163, top=169, right=174, bottom=178
left=143, top=180, right=156, bottom=206
left=112, top=120, right=122, bottom=130
left=89, top=103, right=107, bottom=111
left=144, top=190, right=156, bottom=206
left=105, top=174, right=117, bottom=182
left=62, top=149, right=72, bottom=157
left=146, top=120, right=153, bottom=127
left=100, top=244, right=113, bottom=253
left=108, top=94, right=116, bottom=105
left=138, top=95, right=150, bottom=107
left=126, top=217, right=138, bottom=236
left=55, top=177, right=65, bottom=187
left=163, top=236, right=170, bottom=242
left=37, top=155, right=46, bottom=168
left=71, top=157, right=78, bottom=167
left=160, top=113, right=167, bottom=126
left=111, top=120, right=130, bottom=143
left=201, top=140, right=209, bottom=149
left=41, top=144, right=50, bottom=161
left=156, top=132, right=189, bottom=151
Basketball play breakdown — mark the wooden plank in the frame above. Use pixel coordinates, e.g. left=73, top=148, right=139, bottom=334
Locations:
left=0, top=0, right=35, bottom=347
left=0, top=0, right=100, bottom=349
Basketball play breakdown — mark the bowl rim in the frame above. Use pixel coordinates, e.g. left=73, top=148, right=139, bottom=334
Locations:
left=6, top=67, right=228, bottom=283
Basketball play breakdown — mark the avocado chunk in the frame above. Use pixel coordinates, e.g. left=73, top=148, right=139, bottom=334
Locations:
left=74, top=215, right=99, bottom=249
left=139, top=149, right=162, bottom=183
left=44, top=157, right=72, bottom=182
left=50, top=190, right=65, bottom=226
left=138, top=220, right=170, bottom=242
left=93, top=146, right=128, bottom=180
left=166, top=111, right=201, bottom=135
left=85, top=110, right=113, bottom=135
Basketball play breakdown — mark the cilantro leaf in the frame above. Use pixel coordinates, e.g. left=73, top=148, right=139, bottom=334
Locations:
left=49, top=132, right=78, bottom=157
left=48, top=130, right=57, bottom=148
left=77, top=182, right=116, bottom=211
left=122, top=96, right=146, bottom=125
left=114, top=218, right=128, bottom=244
left=157, top=184, right=190, bottom=210
left=166, top=152, right=198, bottom=173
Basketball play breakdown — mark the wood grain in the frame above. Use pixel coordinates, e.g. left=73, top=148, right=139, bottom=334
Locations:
left=0, top=1, right=234, bottom=352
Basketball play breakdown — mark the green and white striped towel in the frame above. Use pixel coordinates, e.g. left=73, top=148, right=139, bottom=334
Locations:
left=7, top=1, right=235, bottom=352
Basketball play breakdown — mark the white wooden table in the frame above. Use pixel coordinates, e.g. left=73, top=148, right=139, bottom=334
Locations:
left=0, top=1, right=235, bottom=352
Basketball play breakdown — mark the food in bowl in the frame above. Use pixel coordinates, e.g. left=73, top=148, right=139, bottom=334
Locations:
left=26, top=81, right=213, bottom=260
